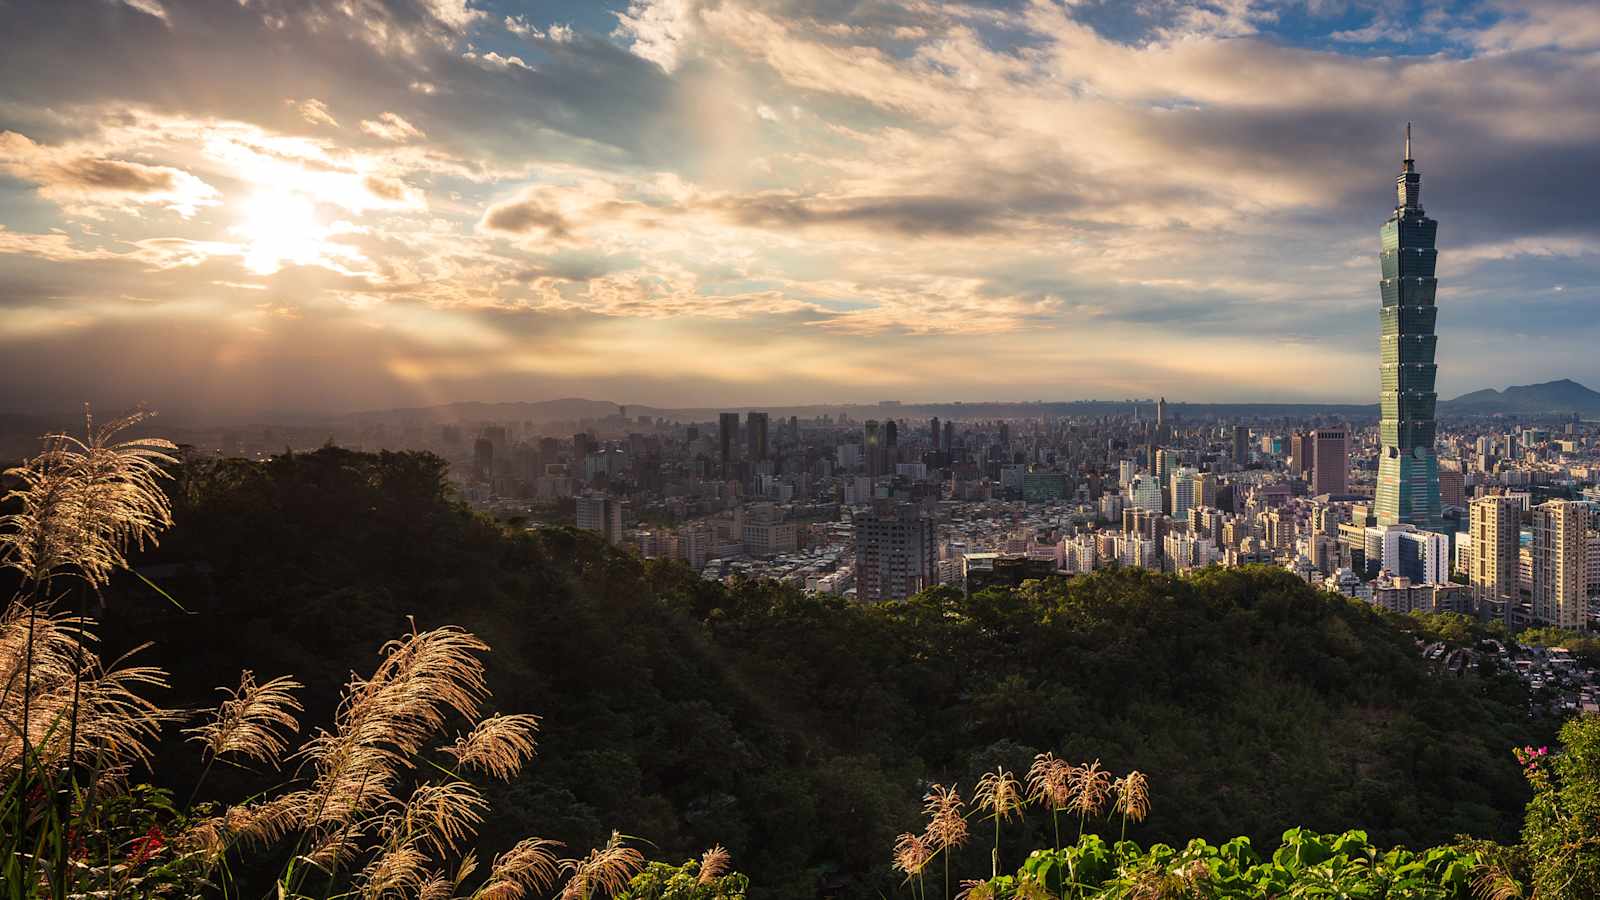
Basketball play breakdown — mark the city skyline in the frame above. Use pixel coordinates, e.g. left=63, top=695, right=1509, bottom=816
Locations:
left=3, top=1, right=1599, bottom=416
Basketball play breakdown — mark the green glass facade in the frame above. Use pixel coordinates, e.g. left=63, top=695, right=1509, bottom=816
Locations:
left=1375, top=126, right=1442, bottom=528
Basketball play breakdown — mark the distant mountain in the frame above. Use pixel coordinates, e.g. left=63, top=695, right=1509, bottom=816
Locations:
left=341, top=398, right=677, bottom=424
left=341, top=398, right=1382, bottom=426
left=1443, top=379, right=1600, bottom=415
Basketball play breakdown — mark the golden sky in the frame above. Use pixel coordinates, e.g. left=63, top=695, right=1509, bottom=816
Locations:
left=1, top=0, right=1597, bottom=415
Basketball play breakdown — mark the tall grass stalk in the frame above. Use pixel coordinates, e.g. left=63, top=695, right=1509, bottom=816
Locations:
left=1, top=413, right=637, bottom=900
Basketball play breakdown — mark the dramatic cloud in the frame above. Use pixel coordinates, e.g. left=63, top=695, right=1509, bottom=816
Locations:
left=360, top=112, right=426, bottom=142
left=0, top=131, right=220, bottom=218
left=0, top=0, right=1597, bottom=416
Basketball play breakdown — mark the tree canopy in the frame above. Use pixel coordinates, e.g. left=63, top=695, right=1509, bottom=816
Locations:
left=96, top=448, right=1539, bottom=899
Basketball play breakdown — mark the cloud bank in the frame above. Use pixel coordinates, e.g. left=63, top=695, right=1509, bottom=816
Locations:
left=0, top=0, right=1596, bottom=414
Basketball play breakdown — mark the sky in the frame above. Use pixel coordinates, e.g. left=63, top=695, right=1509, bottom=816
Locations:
left=0, top=0, right=1597, bottom=417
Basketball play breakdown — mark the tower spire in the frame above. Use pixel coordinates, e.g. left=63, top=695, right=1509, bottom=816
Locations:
left=1404, top=122, right=1412, bottom=163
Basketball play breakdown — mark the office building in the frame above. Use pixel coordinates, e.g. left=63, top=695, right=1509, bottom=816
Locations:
left=1533, top=500, right=1588, bottom=630
left=854, top=501, right=937, bottom=602
left=1232, top=425, right=1249, bottom=466
left=718, top=412, right=740, bottom=479
left=1310, top=427, right=1348, bottom=496
left=746, top=411, right=769, bottom=462
left=1289, top=431, right=1311, bottom=479
left=1438, top=467, right=1465, bottom=511
left=1378, top=524, right=1449, bottom=585
left=1169, top=467, right=1199, bottom=521
left=1375, top=125, right=1443, bottom=528
left=864, top=420, right=883, bottom=478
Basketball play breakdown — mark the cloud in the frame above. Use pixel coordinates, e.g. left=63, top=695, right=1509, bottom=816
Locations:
left=615, top=0, right=698, bottom=71
left=121, top=0, right=168, bottom=22
left=1, top=0, right=1599, bottom=413
left=1473, top=0, right=1600, bottom=52
left=481, top=198, right=575, bottom=240
left=293, top=98, right=339, bottom=128
left=0, top=131, right=220, bottom=218
left=359, top=112, right=426, bottom=142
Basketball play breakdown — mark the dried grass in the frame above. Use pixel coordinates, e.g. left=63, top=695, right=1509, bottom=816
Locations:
left=185, top=670, right=303, bottom=767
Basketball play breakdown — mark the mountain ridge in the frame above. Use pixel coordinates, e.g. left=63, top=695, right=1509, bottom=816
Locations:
left=1443, top=378, right=1600, bottom=415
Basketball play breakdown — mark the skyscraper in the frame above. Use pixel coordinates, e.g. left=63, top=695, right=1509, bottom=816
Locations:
left=930, top=416, right=941, bottom=451
left=1375, top=124, right=1443, bottom=528
left=1289, top=431, right=1311, bottom=479
left=864, top=419, right=882, bottom=478
left=1231, top=425, right=1249, bottom=466
left=746, top=411, right=769, bottom=462
left=1169, top=467, right=1199, bottom=521
left=718, top=412, right=740, bottom=479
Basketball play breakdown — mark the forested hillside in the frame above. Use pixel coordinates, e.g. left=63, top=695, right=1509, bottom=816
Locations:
left=100, top=448, right=1538, bottom=899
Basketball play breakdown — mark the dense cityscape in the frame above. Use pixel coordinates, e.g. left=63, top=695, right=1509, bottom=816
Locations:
left=99, top=133, right=1600, bottom=652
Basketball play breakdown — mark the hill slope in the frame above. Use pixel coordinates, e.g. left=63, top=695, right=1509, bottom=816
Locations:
left=101, top=448, right=1537, bottom=899
left=1445, top=378, right=1600, bottom=415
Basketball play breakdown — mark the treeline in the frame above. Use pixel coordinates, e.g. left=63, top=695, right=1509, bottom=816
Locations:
left=100, top=448, right=1540, bottom=899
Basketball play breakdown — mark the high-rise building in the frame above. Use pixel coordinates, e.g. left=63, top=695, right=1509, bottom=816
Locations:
left=1154, top=449, right=1177, bottom=512
left=1128, top=475, right=1163, bottom=512
left=1310, top=427, right=1349, bottom=496
left=1375, top=124, right=1443, bottom=528
left=1470, top=496, right=1520, bottom=621
left=718, top=412, right=740, bottom=479
left=1289, top=431, right=1311, bottom=479
left=1169, top=467, right=1199, bottom=520
left=930, top=416, right=941, bottom=451
left=942, top=420, right=955, bottom=455
left=885, top=419, right=899, bottom=448
left=1194, top=472, right=1218, bottom=509
left=1378, top=524, right=1449, bottom=584
left=472, top=435, right=494, bottom=480
left=1232, top=425, right=1249, bottom=466
left=1533, top=500, right=1588, bottom=630
left=746, top=411, right=769, bottom=462
left=1438, top=467, right=1465, bottom=510
left=575, top=494, right=623, bottom=545
left=1265, top=508, right=1297, bottom=550
left=864, top=420, right=883, bottom=478
left=853, top=501, right=936, bottom=602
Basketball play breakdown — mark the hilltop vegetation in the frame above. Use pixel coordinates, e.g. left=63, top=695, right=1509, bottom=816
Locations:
left=83, top=447, right=1539, bottom=898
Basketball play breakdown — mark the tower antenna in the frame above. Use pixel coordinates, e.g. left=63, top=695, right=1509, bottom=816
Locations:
left=1404, top=122, right=1412, bottom=162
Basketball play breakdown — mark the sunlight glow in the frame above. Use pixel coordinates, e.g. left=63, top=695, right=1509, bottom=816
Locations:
left=237, top=192, right=327, bottom=275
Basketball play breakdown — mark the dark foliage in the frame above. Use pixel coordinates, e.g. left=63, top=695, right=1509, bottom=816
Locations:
left=96, top=448, right=1538, bottom=899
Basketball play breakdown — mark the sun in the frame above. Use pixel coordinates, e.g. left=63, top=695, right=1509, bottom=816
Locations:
left=236, top=191, right=327, bottom=275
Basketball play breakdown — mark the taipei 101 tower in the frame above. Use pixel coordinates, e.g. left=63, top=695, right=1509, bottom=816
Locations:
left=1375, top=124, right=1442, bottom=528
